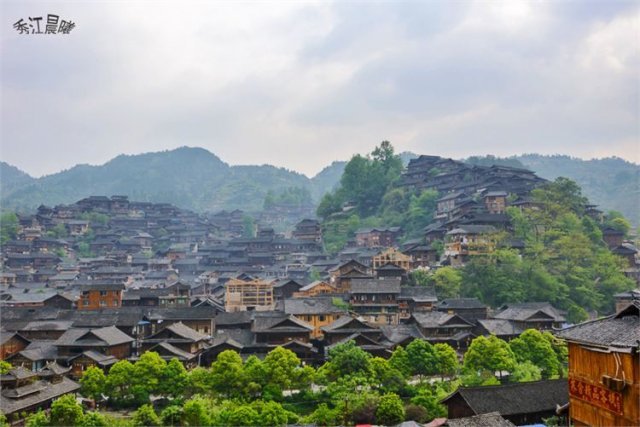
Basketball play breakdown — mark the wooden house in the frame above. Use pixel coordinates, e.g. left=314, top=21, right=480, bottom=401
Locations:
left=398, top=286, right=438, bottom=320
left=252, top=314, right=313, bottom=345
left=372, top=248, right=412, bottom=271
left=284, top=297, right=347, bottom=338
left=141, top=321, right=209, bottom=355
left=493, top=302, right=565, bottom=331
left=321, top=316, right=382, bottom=345
left=436, top=298, right=489, bottom=324
left=78, top=283, right=124, bottom=310
left=354, top=227, right=401, bottom=248
left=0, top=332, right=30, bottom=360
left=0, top=367, right=80, bottom=419
left=441, top=380, right=568, bottom=425
left=350, top=277, right=401, bottom=325
left=557, top=302, right=640, bottom=426
left=54, top=326, right=134, bottom=376
left=483, top=190, right=508, bottom=214
left=225, top=278, right=275, bottom=312
left=408, top=312, right=475, bottom=350
left=292, top=281, right=338, bottom=298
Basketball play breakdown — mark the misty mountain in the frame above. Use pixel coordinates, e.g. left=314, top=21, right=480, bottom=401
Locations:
left=1, top=148, right=638, bottom=224
left=0, top=162, right=36, bottom=200
left=0, top=147, right=315, bottom=213
left=516, top=154, right=639, bottom=225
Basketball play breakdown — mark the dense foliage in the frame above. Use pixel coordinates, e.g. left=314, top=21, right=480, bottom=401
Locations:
left=318, top=142, right=439, bottom=253
left=34, top=330, right=566, bottom=426
left=455, top=178, right=635, bottom=319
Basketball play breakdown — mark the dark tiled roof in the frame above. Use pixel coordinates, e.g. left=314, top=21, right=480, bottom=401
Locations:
left=445, top=412, right=515, bottom=427
left=556, top=302, right=640, bottom=349
left=412, top=312, right=474, bottom=329
left=147, top=342, right=196, bottom=360
left=152, top=322, right=209, bottom=342
left=321, top=316, right=378, bottom=333
left=0, top=377, right=81, bottom=415
left=379, top=324, right=425, bottom=344
left=494, top=303, right=565, bottom=322
left=476, top=319, right=523, bottom=336
left=9, top=340, right=58, bottom=361
left=399, top=286, right=437, bottom=302
left=350, top=277, right=401, bottom=294
left=55, top=326, right=134, bottom=347
left=284, top=297, right=347, bottom=315
left=441, top=380, right=568, bottom=416
left=438, top=298, right=486, bottom=310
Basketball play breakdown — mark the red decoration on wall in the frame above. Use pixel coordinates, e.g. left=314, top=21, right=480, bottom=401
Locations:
left=570, top=378, right=623, bottom=416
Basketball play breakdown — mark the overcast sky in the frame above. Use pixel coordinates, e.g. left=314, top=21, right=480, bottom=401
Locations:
left=1, top=0, right=638, bottom=178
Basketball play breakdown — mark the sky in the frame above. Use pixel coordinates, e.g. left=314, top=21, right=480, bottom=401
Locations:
left=1, top=0, right=639, bottom=178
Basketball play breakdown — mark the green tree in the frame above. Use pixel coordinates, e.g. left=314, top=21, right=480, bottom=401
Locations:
left=263, top=346, right=301, bottom=392
left=105, top=359, right=136, bottom=406
left=0, top=361, right=11, bottom=375
left=132, top=351, right=167, bottom=403
left=79, top=412, right=109, bottom=427
left=370, top=357, right=405, bottom=393
left=511, top=361, right=543, bottom=382
left=325, top=340, right=371, bottom=379
left=79, top=366, right=106, bottom=403
left=48, top=223, right=68, bottom=238
left=376, top=393, right=405, bottom=426
left=463, top=335, right=517, bottom=381
left=257, top=401, right=289, bottom=427
left=431, top=267, right=463, bottom=299
left=159, top=358, right=188, bottom=399
left=132, top=404, right=161, bottom=427
left=509, top=329, right=560, bottom=378
left=405, top=190, right=439, bottom=237
left=210, top=350, right=246, bottom=398
left=434, top=343, right=459, bottom=379
left=49, top=394, right=84, bottom=427
left=0, top=212, right=19, bottom=244
left=227, top=405, right=259, bottom=426
left=160, top=406, right=183, bottom=427
left=186, top=366, right=211, bottom=396
left=604, top=211, right=631, bottom=235
left=389, top=345, right=412, bottom=378
left=183, top=397, right=209, bottom=426
left=243, top=215, right=255, bottom=238
left=406, top=339, right=437, bottom=379
left=411, top=387, right=447, bottom=420
left=306, top=403, right=341, bottom=426
left=25, top=410, right=49, bottom=427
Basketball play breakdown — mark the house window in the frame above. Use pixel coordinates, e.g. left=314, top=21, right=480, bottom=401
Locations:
left=83, top=299, right=90, bottom=306
left=113, top=300, right=119, bottom=306
left=99, top=300, right=106, bottom=307
left=319, top=315, right=325, bottom=322
left=100, top=290, right=108, bottom=296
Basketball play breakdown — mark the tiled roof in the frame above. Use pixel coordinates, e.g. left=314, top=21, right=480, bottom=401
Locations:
left=441, top=380, right=568, bottom=416
left=0, top=377, right=81, bottom=415
left=556, top=302, right=640, bottom=349
left=284, top=297, right=347, bottom=315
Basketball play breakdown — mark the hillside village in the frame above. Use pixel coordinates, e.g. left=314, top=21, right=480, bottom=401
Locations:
left=1, top=154, right=639, bottom=426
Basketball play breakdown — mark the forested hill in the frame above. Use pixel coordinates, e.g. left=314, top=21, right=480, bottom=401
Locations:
left=0, top=147, right=313, bottom=213
left=515, top=155, right=639, bottom=226
left=2, top=148, right=638, bottom=222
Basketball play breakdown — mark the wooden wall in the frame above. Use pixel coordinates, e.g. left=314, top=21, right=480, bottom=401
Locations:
left=568, top=343, right=639, bottom=426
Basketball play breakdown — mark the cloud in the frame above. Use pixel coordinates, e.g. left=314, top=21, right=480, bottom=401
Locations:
left=1, top=0, right=638, bottom=178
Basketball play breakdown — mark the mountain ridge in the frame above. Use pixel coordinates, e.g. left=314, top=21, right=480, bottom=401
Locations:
left=1, top=147, right=638, bottom=224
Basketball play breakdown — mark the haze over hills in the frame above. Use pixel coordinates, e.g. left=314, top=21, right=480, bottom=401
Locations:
left=1, top=147, right=638, bottom=224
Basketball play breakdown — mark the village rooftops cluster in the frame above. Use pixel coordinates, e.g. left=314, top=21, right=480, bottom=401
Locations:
left=1, top=156, right=639, bottom=422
